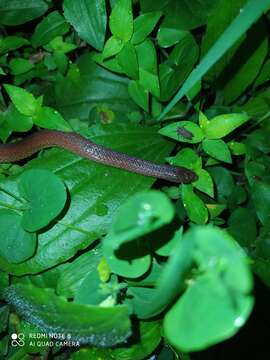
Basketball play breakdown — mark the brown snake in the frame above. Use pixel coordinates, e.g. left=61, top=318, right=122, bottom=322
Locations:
left=0, top=130, right=197, bottom=183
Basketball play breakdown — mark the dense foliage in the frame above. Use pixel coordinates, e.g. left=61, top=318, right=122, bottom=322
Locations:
left=0, top=0, right=270, bottom=358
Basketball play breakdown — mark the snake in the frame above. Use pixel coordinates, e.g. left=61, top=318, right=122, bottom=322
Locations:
left=0, top=130, right=197, bottom=183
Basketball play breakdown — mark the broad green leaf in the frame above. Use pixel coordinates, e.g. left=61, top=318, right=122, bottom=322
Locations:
left=159, top=33, right=199, bottom=101
left=167, top=148, right=202, bottom=171
left=19, top=169, right=67, bottom=232
left=74, top=269, right=108, bottom=306
left=103, top=191, right=174, bottom=278
left=33, top=106, right=72, bottom=131
left=206, top=203, right=226, bottom=219
left=4, top=104, right=33, bottom=132
left=55, top=54, right=138, bottom=121
left=102, top=36, right=124, bottom=59
left=159, top=121, right=204, bottom=144
left=63, top=0, right=107, bottom=51
left=181, top=185, right=208, bottom=224
left=251, top=182, right=270, bottom=225
left=109, top=0, right=133, bottom=43
left=92, top=52, right=124, bottom=74
left=117, top=42, right=139, bottom=79
left=57, top=248, right=102, bottom=298
left=128, top=80, right=149, bottom=111
left=158, top=0, right=270, bottom=120
left=164, top=226, right=253, bottom=352
left=71, top=321, right=161, bottom=360
left=44, top=36, right=77, bottom=54
left=245, top=129, right=270, bottom=153
left=0, top=36, right=29, bottom=55
left=202, top=139, right=232, bottom=163
left=245, top=161, right=267, bottom=187
left=4, top=84, right=41, bottom=117
left=208, top=166, right=234, bottom=200
left=132, top=11, right=162, bottom=45
left=136, top=39, right=160, bottom=97
left=0, top=0, right=48, bottom=26
left=157, top=22, right=187, bottom=48
left=0, top=209, right=36, bottom=264
left=0, top=124, right=173, bottom=275
left=204, top=113, right=249, bottom=139
left=3, top=284, right=131, bottom=347
left=32, top=10, right=69, bottom=48
left=193, top=169, right=214, bottom=198
left=9, top=58, right=34, bottom=75
left=228, top=141, right=246, bottom=155
left=228, top=207, right=257, bottom=247
left=139, top=68, right=160, bottom=98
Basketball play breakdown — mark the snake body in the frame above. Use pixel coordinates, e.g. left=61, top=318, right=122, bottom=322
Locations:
left=0, top=130, right=197, bottom=183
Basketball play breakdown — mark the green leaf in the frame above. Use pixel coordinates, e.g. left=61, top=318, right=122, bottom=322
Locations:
left=19, top=169, right=67, bottom=232
left=3, top=284, right=131, bottom=347
left=228, top=207, right=257, bottom=247
left=128, top=80, right=149, bottom=111
left=139, top=68, right=160, bottom=98
left=103, top=191, right=174, bottom=278
left=71, top=321, right=161, bottom=360
left=159, top=33, right=199, bottom=101
left=202, top=139, right=232, bottom=163
left=109, top=0, right=133, bottom=43
left=63, top=0, right=106, bottom=51
left=0, top=36, right=29, bottom=55
left=0, top=0, right=48, bottom=25
left=181, top=185, right=208, bottom=224
left=0, top=124, right=173, bottom=275
left=159, top=121, right=204, bottom=144
left=102, top=36, right=124, bottom=59
left=164, top=226, right=253, bottom=352
left=117, top=42, right=139, bottom=79
left=74, top=268, right=108, bottom=306
left=33, top=106, right=72, bottom=131
left=9, top=58, right=34, bottom=75
left=168, top=148, right=202, bottom=171
left=193, top=169, right=214, bottom=198
left=32, top=10, right=69, bottom=48
left=55, top=54, right=138, bottom=121
left=228, top=141, right=246, bottom=155
left=208, top=166, right=234, bottom=200
left=0, top=210, right=36, bottom=264
left=4, top=84, right=41, bottom=117
left=57, top=248, right=102, bottom=298
left=4, top=104, right=33, bottom=132
left=251, top=182, right=270, bottom=226
left=45, top=36, right=77, bottom=54
left=204, top=113, right=250, bottom=139
left=136, top=39, right=160, bottom=97
left=158, top=0, right=270, bottom=119
left=132, top=11, right=162, bottom=45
